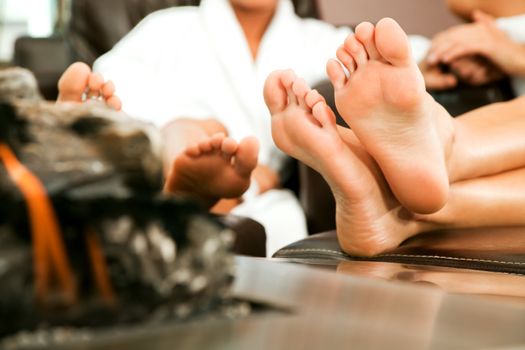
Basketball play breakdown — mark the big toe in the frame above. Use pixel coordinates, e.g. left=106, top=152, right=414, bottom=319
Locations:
left=57, top=62, right=91, bottom=102
left=264, top=70, right=288, bottom=115
left=265, top=70, right=298, bottom=112
left=374, top=18, right=412, bottom=67
left=234, top=137, right=259, bottom=177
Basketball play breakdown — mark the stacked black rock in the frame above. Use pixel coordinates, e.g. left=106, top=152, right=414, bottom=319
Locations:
left=0, top=69, right=235, bottom=343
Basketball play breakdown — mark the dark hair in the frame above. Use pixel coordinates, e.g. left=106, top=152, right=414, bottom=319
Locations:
left=189, top=0, right=320, bottom=18
left=292, top=0, right=319, bottom=19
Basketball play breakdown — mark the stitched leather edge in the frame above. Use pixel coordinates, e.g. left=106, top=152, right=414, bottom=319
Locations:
left=276, top=248, right=525, bottom=266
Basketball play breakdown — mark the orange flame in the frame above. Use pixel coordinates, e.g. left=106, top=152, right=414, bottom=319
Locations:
left=0, top=143, right=77, bottom=304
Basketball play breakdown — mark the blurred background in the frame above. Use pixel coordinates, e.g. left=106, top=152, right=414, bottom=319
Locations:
left=0, top=0, right=461, bottom=64
left=318, top=0, right=461, bottom=36
left=0, top=0, right=68, bottom=63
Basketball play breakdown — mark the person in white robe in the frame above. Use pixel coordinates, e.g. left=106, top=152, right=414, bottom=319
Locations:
left=93, top=0, right=429, bottom=255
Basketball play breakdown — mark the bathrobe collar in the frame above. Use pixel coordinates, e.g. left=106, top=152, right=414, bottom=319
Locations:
left=199, top=0, right=300, bottom=119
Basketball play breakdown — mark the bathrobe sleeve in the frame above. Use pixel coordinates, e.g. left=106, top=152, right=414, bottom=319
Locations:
left=94, top=8, right=203, bottom=126
left=496, top=14, right=525, bottom=43
left=495, top=14, right=525, bottom=96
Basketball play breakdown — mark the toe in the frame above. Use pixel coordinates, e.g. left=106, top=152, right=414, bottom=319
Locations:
left=87, top=73, right=104, bottom=98
left=375, top=18, right=412, bottom=67
left=312, top=102, right=337, bottom=130
left=305, top=89, right=325, bottom=110
left=344, top=35, right=368, bottom=67
left=106, top=96, right=122, bottom=111
left=221, top=137, right=238, bottom=156
left=185, top=142, right=201, bottom=157
left=336, top=45, right=356, bottom=73
left=280, top=69, right=298, bottom=105
left=291, top=78, right=310, bottom=109
left=198, top=138, right=213, bottom=153
left=57, top=62, right=91, bottom=102
left=101, top=80, right=115, bottom=99
left=234, top=136, right=259, bottom=177
left=326, top=59, right=347, bottom=90
left=355, top=22, right=381, bottom=60
left=211, top=133, right=226, bottom=149
left=264, top=70, right=288, bottom=115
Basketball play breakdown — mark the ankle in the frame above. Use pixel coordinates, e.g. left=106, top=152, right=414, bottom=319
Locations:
left=427, top=97, right=457, bottom=182
left=443, top=117, right=466, bottom=183
left=337, top=227, right=404, bottom=257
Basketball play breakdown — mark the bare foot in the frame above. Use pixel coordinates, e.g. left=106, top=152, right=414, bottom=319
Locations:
left=164, top=133, right=259, bottom=208
left=264, top=69, right=426, bottom=256
left=57, top=62, right=122, bottom=110
left=327, top=18, right=454, bottom=214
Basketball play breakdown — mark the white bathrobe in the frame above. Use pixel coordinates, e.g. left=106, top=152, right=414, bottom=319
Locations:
left=94, top=0, right=428, bottom=255
left=496, top=14, right=525, bottom=96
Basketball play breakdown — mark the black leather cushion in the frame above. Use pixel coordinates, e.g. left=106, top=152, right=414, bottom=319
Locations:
left=274, top=228, right=525, bottom=275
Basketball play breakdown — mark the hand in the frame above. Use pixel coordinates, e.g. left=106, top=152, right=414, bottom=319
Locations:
left=449, top=56, right=505, bottom=86
left=427, top=12, right=521, bottom=74
left=419, top=60, right=457, bottom=91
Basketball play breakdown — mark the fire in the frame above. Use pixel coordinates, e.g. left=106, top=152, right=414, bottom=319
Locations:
left=0, top=142, right=115, bottom=306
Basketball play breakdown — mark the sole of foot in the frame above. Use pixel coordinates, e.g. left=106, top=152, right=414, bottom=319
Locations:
left=327, top=18, right=454, bottom=214
left=264, top=69, right=424, bottom=256
left=164, top=133, right=259, bottom=208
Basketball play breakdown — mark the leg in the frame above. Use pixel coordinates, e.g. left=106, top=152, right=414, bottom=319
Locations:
left=264, top=69, right=425, bottom=256
left=327, top=19, right=455, bottom=214
left=417, top=167, right=525, bottom=228
left=264, top=69, right=525, bottom=256
left=445, top=0, right=525, bottom=20
left=448, top=96, right=525, bottom=182
left=57, top=62, right=122, bottom=110
left=162, top=119, right=258, bottom=208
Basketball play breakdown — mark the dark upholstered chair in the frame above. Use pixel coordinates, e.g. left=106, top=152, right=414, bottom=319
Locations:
left=13, top=36, right=70, bottom=101
left=67, top=0, right=194, bottom=66
left=13, top=0, right=200, bottom=99
left=12, top=0, right=319, bottom=100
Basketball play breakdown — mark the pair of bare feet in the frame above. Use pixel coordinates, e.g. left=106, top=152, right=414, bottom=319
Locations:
left=264, top=18, right=456, bottom=256
left=57, top=63, right=259, bottom=207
